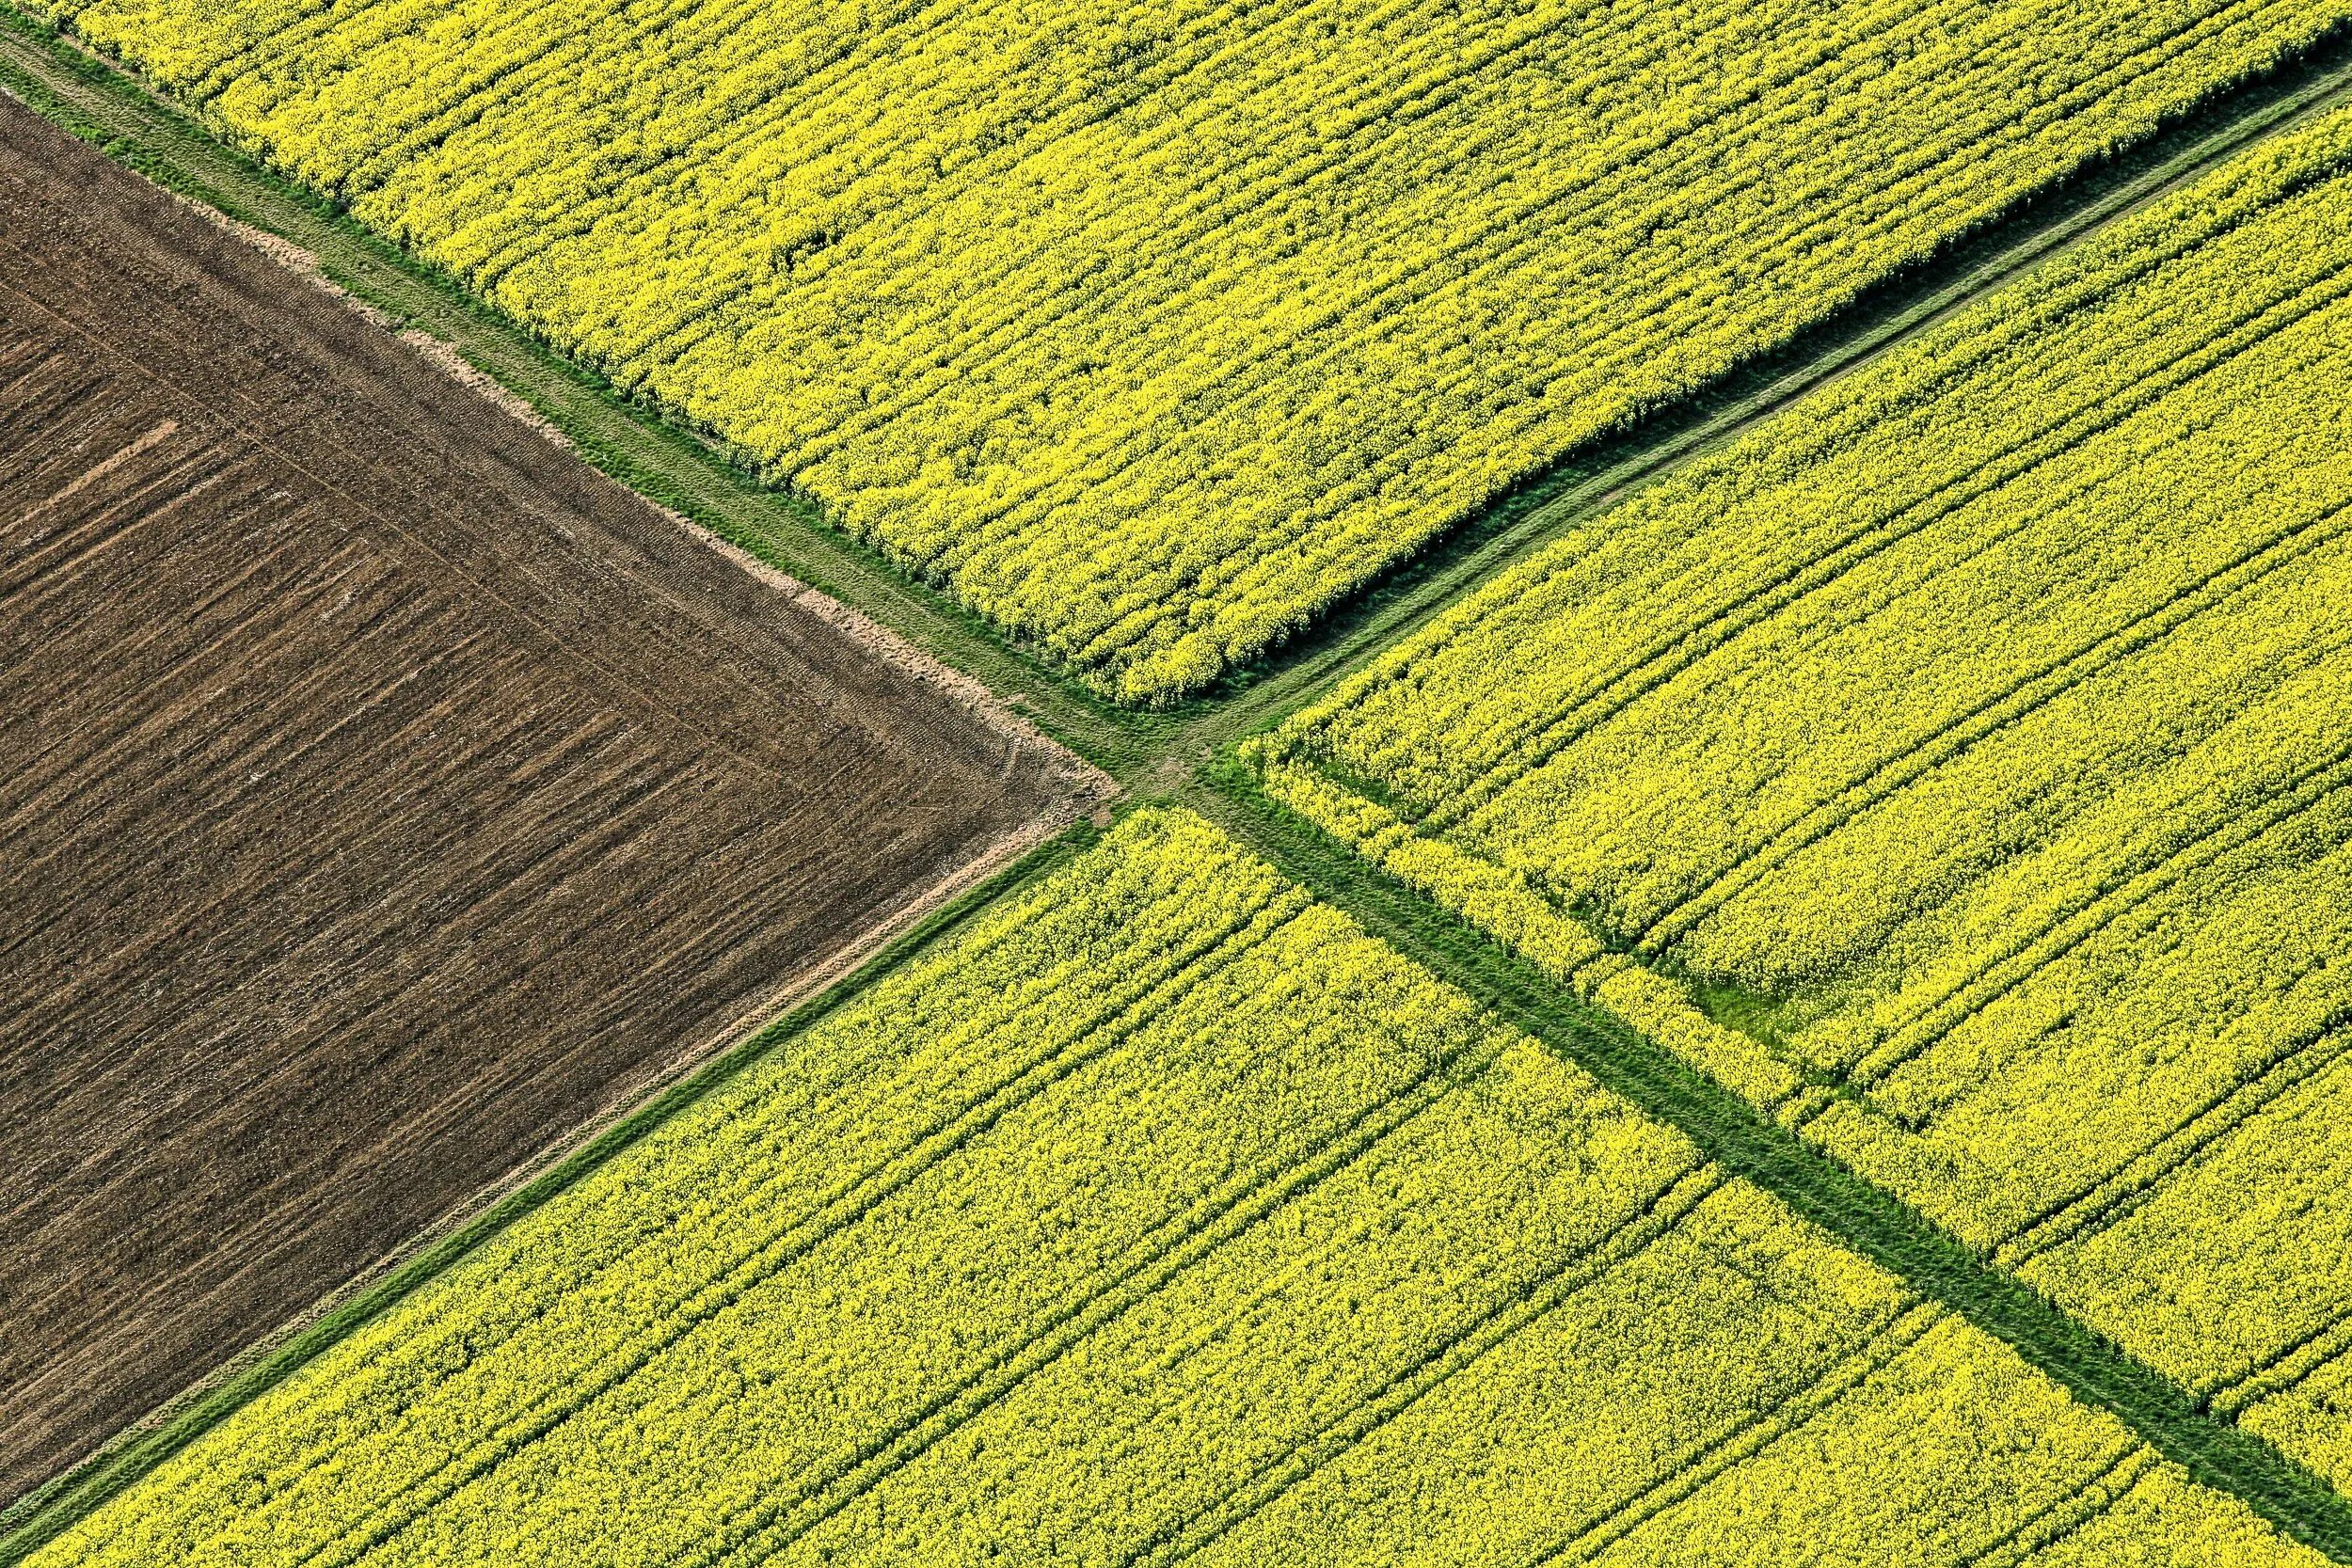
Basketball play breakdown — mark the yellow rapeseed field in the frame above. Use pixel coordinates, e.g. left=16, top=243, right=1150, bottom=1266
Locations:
left=1258, top=104, right=2352, bottom=1486
left=28, top=811, right=2313, bottom=1566
left=42, top=0, right=2350, bottom=698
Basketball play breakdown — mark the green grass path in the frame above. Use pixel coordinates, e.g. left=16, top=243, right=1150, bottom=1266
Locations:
left=6, top=8, right=2352, bottom=1561
left=1183, top=768, right=2352, bottom=1562
left=7, top=8, right=2350, bottom=781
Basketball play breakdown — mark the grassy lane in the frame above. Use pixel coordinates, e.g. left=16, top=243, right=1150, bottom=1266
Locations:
left=1180, top=19, right=2352, bottom=744
left=1183, top=762, right=2352, bottom=1564
left=8, top=3, right=2352, bottom=1560
left=5, top=3, right=2352, bottom=779
left=35, top=0, right=2352, bottom=702
left=41, top=811, right=2307, bottom=1568
left=0, top=5, right=1162, bottom=779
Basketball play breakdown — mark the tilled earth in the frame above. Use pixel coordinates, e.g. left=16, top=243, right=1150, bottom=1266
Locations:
left=0, top=101, right=1104, bottom=1503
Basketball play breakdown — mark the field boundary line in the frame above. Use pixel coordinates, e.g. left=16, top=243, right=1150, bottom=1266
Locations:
left=2220, top=1299, right=2352, bottom=1424
left=1996, top=1016, right=2352, bottom=1270
left=1374, top=235, right=2352, bottom=844
left=1179, top=19, right=2352, bottom=748
left=1186, top=762, right=2352, bottom=1562
left=1635, top=481, right=2352, bottom=957
left=0, top=7, right=1162, bottom=776
left=1956, top=1440, right=2159, bottom=1568
left=1846, top=736, right=2352, bottom=1091
left=3, top=7, right=2351, bottom=770
left=5, top=1, right=2352, bottom=1558
left=0, top=818, right=1108, bottom=1568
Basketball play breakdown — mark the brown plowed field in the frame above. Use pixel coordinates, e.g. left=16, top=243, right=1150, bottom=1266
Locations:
left=0, top=101, right=1105, bottom=1504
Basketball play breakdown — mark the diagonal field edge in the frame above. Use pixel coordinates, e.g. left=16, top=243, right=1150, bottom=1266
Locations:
left=5, top=1, right=2352, bottom=1559
left=0, top=821, right=1107, bottom=1568
left=1186, top=761, right=2352, bottom=1563
left=0, top=5, right=1167, bottom=781
left=6, top=5, right=2352, bottom=772
left=1176, top=19, right=2352, bottom=739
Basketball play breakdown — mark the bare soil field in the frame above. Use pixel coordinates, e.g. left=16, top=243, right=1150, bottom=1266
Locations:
left=0, top=99, right=1104, bottom=1505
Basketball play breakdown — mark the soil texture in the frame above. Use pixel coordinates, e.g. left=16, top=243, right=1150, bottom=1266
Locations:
left=0, top=100, right=1104, bottom=1503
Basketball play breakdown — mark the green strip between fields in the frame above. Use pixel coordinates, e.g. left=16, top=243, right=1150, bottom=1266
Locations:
left=1184, top=762, right=2352, bottom=1564
left=5, top=6, right=2351, bottom=775
left=8, top=4, right=2352, bottom=1560
left=0, top=6, right=1168, bottom=779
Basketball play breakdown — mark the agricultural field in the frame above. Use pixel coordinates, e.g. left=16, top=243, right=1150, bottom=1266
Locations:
left=0, top=100, right=1103, bottom=1506
left=6, top=0, right=2352, bottom=1555
left=26, top=810, right=2323, bottom=1568
left=1259, top=99, right=2352, bottom=1492
left=29, top=0, right=2352, bottom=699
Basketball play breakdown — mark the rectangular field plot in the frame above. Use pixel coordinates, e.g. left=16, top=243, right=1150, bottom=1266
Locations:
left=0, top=102, right=1101, bottom=1503
left=1260, top=103, right=2352, bottom=1487
left=38, top=0, right=2350, bottom=699
left=26, top=810, right=2317, bottom=1568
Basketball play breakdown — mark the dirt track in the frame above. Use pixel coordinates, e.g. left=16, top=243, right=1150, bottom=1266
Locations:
left=0, top=100, right=1104, bottom=1503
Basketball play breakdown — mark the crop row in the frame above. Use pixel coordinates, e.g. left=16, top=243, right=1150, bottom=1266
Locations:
left=27, top=810, right=2310, bottom=1565
left=1258, top=104, right=2352, bottom=1490
left=44, top=0, right=2351, bottom=699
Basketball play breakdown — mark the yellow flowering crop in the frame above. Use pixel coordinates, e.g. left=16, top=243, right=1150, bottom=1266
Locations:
left=42, top=0, right=2349, bottom=698
left=28, top=811, right=2310, bottom=1564
left=1263, top=105, right=2352, bottom=1486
